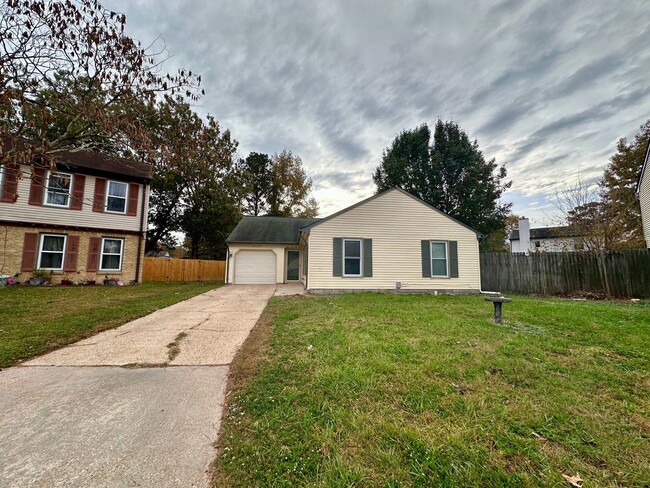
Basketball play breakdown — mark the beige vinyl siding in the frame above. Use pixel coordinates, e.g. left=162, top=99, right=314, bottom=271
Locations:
left=640, top=170, right=650, bottom=248
left=228, top=244, right=301, bottom=284
left=307, top=189, right=480, bottom=291
left=0, top=164, right=146, bottom=232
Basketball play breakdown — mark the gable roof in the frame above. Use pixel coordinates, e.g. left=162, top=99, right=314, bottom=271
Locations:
left=301, top=187, right=482, bottom=236
left=509, top=225, right=579, bottom=240
left=637, top=137, right=650, bottom=194
left=226, top=216, right=321, bottom=244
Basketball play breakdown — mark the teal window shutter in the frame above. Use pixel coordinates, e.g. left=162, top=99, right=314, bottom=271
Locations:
left=449, top=241, right=459, bottom=278
left=363, top=239, right=372, bottom=277
left=333, top=238, right=342, bottom=277
left=421, top=240, right=431, bottom=277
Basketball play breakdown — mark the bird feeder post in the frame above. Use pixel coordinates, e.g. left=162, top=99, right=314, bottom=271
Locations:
left=484, top=296, right=512, bottom=324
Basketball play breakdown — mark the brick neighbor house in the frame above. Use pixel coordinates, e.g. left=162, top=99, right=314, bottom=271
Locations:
left=0, top=149, right=151, bottom=284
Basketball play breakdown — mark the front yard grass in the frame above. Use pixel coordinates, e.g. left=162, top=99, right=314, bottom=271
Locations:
left=0, top=281, right=221, bottom=368
left=215, top=294, right=649, bottom=487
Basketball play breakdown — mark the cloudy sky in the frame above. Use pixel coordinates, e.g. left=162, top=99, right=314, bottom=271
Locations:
left=106, top=0, right=650, bottom=225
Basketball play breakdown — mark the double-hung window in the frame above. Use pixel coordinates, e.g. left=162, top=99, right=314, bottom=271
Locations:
left=38, top=234, right=67, bottom=270
left=343, top=239, right=362, bottom=277
left=106, top=181, right=128, bottom=213
left=430, top=241, right=448, bottom=277
left=100, top=238, right=124, bottom=272
left=45, top=171, right=72, bottom=207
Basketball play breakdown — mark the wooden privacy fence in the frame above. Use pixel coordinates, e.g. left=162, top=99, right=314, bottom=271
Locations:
left=480, top=249, right=650, bottom=298
left=142, top=258, right=226, bottom=282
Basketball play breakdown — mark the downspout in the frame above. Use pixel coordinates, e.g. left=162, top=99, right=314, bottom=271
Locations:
left=225, top=244, right=230, bottom=284
left=135, top=180, right=148, bottom=284
left=298, top=231, right=309, bottom=290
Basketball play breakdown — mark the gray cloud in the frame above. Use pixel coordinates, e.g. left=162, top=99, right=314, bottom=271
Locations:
left=106, top=0, right=650, bottom=221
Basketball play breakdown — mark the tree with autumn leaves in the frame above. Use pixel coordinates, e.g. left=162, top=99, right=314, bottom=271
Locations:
left=1, top=0, right=319, bottom=259
left=0, top=0, right=201, bottom=165
left=563, top=121, right=649, bottom=250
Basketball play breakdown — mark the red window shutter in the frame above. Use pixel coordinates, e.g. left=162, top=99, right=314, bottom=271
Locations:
left=63, top=235, right=80, bottom=272
left=21, top=233, right=39, bottom=271
left=1, top=163, right=19, bottom=203
left=70, top=174, right=85, bottom=210
left=127, top=183, right=139, bottom=216
left=87, top=236, right=101, bottom=272
left=28, top=167, right=46, bottom=206
left=93, top=178, right=107, bottom=212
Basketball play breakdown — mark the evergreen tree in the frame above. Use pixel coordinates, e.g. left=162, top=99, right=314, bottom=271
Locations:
left=374, top=120, right=511, bottom=248
left=239, top=152, right=273, bottom=216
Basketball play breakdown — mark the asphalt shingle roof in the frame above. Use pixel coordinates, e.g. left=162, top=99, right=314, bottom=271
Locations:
left=226, top=216, right=321, bottom=244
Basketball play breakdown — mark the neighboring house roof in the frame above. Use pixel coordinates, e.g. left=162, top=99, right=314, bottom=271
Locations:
left=53, top=150, right=152, bottom=181
left=509, top=226, right=579, bottom=240
left=637, top=138, right=650, bottom=195
left=226, top=216, right=322, bottom=244
left=300, top=187, right=482, bottom=237
left=3, top=138, right=152, bottom=181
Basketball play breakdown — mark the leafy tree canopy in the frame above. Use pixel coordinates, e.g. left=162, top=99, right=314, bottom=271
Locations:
left=374, top=120, right=511, bottom=248
left=558, top=120, right=648, bottom=250
left=599, top=120, right=648, bottom=248
left=144, top=98, right=240, bottom=258
left=239, top=150, right=318, bottom=218
left=239, top=152, right=273, bottom=216
left=0, top=0, right=201, bottom=167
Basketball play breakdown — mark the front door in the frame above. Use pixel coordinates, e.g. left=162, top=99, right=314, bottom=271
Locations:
left=287, top=250, right=300, bottom=281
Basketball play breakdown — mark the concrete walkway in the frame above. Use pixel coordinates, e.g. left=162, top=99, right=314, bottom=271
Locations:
left=0, top=285, right=276, bottom=488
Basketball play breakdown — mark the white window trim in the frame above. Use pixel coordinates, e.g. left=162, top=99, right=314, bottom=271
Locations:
left=430, top=240, right=449, bottom=278
left=37, top=233, right=67, bottom=271
left=343, top=238, right=363, bottom=277
left=0, top=165, right=4, bottom=189
left=44, top=171, right=73, bottom=208
left=104, top=180, right=129, bottom=214
left=99, top=237, right=124, bottom=272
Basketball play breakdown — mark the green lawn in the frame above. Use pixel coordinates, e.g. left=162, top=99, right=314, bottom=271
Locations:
left=214, top=294, right=650, bottom=487
left=0, top=281, right=221, bottom=368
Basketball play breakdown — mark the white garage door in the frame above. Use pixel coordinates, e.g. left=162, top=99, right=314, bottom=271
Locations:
left=234, top=250, right=276, bottom=284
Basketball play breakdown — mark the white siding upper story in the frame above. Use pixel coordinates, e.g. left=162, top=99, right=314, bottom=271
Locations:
left=307, top=189, right=481, bottom=291
left=0, top=164, right=148, bottom=232
left=639, top=164, right=650, bottom=248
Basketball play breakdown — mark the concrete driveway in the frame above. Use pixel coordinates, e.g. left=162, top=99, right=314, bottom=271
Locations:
left=0, top=284, right=277, bottom=488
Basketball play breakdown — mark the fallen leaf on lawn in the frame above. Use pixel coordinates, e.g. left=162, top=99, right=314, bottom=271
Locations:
left=532, top=431, right=547, bottom=442
left=562, top=472, right=584, bottom=487
left=450, top=382, right=468, bottom=395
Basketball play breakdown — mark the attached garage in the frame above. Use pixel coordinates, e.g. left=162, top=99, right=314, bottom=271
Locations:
left=234, top=250, right=276, bottom=284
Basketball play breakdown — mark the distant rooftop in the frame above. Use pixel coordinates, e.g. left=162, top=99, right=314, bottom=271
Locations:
left=54, top=149, right=152, bottom=181
left=510, top=226, right=580, bottom=240
left=226, top=216, right=321, bottom=244
left=3, top=138, right=152, bottom=181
